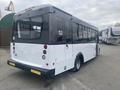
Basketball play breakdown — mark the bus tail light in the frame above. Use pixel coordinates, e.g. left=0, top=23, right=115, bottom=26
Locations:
left=43, top=50, right=47, bottom=54
left=13, top=46, right=15, bottom=53
left=13, top=42, right=15, bottom=53
left=44, top=44, right=47, bottom=49
left=42, top=55, right=46, bottom=60
left=13, top=47, right=15, bottom=50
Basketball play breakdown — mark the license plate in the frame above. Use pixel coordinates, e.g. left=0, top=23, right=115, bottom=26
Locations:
left=31, top=69, right=41, bottom=75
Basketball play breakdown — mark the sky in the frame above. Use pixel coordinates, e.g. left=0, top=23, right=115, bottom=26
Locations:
left=0, top=0, right=120, bottom=29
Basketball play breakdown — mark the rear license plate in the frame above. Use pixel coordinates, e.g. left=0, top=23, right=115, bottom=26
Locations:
left=31, top=69, right=41, bottom=75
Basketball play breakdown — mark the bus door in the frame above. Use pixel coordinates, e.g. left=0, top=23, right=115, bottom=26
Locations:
left=64, top=40, right=72, bottom=70
left=64, top=21, right=73, bottom=70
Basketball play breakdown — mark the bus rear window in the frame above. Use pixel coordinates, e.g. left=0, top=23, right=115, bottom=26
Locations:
left=17, top=18, right=43, bottom=39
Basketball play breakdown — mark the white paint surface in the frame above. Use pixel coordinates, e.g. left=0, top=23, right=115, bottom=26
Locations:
left=11, top=42, right=97, bottom=75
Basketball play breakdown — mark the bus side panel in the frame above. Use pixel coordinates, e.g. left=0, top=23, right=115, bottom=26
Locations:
left=49, top=45, right=66, bottom=75
left=49, top=13, right=66, bottom=75
left=49, top=8, right=73, bottom=75
left=72, top=43, right=96, bottom=63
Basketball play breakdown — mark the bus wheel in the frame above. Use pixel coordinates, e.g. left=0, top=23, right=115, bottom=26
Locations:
left=72, top=56, right=81, bottom=72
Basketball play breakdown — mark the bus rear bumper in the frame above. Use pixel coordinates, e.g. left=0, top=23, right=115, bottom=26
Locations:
left=7, top=59, right=55, bottom=79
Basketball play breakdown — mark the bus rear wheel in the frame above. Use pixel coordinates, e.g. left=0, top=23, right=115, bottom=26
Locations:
left=72, top=56, right=81, bottom=72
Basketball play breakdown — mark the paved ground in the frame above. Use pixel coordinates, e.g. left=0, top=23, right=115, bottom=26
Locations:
left=0, top=44, right=120, bottom=90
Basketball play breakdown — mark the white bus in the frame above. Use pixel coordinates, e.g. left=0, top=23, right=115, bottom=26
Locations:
left=8, top=5, right=99, bottom=78
left=101, top=24, right=120, bottom=44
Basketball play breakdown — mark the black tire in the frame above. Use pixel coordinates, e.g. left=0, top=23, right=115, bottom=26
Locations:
left=72, top=56, right=81, bottom=72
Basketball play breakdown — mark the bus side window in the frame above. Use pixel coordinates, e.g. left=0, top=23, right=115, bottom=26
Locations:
left=57, top=29, right=63, bottom=41
left=65, top=21, right=72, bottom=43
left=90, top=30, right=97, bottom=43
left=82, top=26, right=88, bottom=41
left=88, top=28, right=92, bottom=41
left=88, top=28, right=91, bottom=40
left=56, top=20, right=65, bottom=43
left=78, top=24, right=83, bottom=40
left=73, top=23, right=79, bottom=43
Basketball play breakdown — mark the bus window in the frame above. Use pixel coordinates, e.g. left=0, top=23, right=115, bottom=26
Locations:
left=17, top=17, right=43, bottom=39
left=57, top=30, right=63, bottom=42
left=83, top=26, right=88, bottom=39
left=56, top=20, right=65, bottom=42
left=78, top=24, right=83, bottom=40
left=89, top=30, right=96, bottom=42
left=73, top=23, right=79, bottom=42
left=65, top=21, right=72, bottom=43
left=88, top=28, right=91, bottom=39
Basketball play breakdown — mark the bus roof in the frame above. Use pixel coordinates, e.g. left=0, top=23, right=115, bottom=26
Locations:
left=16, top=4, right=52, bottom=15
left=15, top=4, right=98, bottom=31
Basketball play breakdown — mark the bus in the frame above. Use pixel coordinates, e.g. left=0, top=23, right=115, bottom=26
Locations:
left=7, top=5, right=99, bottom=78
left=101, top=24, right=120, bottom=44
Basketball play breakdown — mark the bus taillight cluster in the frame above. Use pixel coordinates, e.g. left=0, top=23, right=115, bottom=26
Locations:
left=43, top=44, right=47, bottom=54
left=44, top=44, right=47, bottom=49
left=42, top=44, right=47, bottom=60
left=13, top=43, right=15, bottom=53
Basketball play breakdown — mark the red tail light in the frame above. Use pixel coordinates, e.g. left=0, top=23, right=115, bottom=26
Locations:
left=44, top=44, right=47, bottom=49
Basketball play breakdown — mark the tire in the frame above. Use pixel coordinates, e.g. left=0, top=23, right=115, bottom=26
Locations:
left=72, top=56, right=81, bottom=72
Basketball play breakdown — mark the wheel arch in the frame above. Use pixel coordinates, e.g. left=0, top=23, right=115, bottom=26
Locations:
left=76, top=52, right=84, bottom=64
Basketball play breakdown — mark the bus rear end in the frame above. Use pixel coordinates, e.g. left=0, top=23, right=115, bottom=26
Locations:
left=7, top=6, right=55, bottom=78
left=111, top=27, right=120, bottom=44
left=106, top=27, right=120, bottom=44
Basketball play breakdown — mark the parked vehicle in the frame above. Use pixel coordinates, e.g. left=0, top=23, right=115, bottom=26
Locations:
left=7, top=5, right=99, bottom=78
left=101, top=24, right=120, bottom=44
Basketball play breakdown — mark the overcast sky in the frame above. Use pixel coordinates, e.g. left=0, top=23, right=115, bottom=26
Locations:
left=0, top=0, right=120, bottom=29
